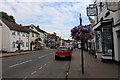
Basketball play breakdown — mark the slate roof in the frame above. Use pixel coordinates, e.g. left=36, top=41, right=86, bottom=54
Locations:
left=1, top=19, right=28, bottom=33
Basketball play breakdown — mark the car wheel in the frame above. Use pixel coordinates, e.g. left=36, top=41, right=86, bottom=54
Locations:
left=55, top=56, right=58, bottom=60
left=68, top=56, right=71, bottom=61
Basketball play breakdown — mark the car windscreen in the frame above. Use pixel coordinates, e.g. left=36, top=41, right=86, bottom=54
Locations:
left=57, top=47, right=68, bottom=51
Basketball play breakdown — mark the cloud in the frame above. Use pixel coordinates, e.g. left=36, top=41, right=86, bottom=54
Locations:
left=0, top=0, right=93, bottom=39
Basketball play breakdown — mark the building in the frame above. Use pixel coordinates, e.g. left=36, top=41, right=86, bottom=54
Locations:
left=92, top=1, right=120, bottom=64
left=23, top=24, right=41, bottom=51
left=50, top=33, right=56, bottom=48
left=0, top=22, right=2, bottom=52
left=34, top=25, right=46, bottom=49
left=0, top=19, right=29, bottom=52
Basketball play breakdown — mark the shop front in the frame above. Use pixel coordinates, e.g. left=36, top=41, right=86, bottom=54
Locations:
left=94, top=19, right=114, bottom=61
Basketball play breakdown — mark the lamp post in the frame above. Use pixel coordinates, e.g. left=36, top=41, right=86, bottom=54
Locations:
left=79, top=13, right=84, bottom=74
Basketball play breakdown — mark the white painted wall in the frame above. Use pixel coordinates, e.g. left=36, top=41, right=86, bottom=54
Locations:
left=0, top=22, right=2, bottom=51
left=10, top=31, right=29, bottom=52
left=0, top=20, right=29, bottom=52
left=0, top=20, right=11, bottom=52
left=113, top=26, right=120, bottom=61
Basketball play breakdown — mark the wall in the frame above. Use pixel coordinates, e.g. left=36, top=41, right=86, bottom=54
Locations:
left=0, top=22, right=2, bottom=51
left=28, top=32, right=40, bottom=50
left=20, top=32, right=29, bottom=51
left=10, top=31, right=29, bottom=52
left=0, top=20, right=11, bottom=52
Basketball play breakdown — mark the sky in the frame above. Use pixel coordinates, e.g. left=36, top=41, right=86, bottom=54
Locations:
left=0, top=0, right=93, bottom=40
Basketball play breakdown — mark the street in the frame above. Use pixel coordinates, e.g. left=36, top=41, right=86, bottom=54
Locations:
left=2, top=50, right=70, bottom=79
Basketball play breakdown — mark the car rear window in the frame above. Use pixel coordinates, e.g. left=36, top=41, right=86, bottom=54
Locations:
left=57, top=47, right=68, bottom=51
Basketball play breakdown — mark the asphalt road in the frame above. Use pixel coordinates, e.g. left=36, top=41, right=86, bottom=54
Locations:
left=2, top=50, right=71, bottom=79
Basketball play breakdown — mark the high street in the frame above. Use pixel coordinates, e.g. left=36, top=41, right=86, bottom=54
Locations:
left=2, top=50, right=70, bottom=79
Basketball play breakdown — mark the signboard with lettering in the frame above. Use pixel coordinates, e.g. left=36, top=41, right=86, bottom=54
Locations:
left=86, top=6, right=97, bottom=16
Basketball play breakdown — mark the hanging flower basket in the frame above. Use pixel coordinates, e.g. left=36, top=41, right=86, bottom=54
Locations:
left=71, top=25, right=94, bottom=41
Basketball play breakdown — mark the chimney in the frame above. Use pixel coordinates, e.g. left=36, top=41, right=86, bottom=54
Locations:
left=37, top=25, right=39, bottom=28
left=53, top=32, right=56, bottom=36
left=19, top=24, right=22, bottom=26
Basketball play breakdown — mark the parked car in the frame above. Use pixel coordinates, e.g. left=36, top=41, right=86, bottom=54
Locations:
left=55, top=46, right=72, bottom=61
left=67, top=45, right=74, bottom=52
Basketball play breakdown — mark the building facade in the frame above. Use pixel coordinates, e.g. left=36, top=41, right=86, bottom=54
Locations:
left=0, top=19, right=29, bottom=52
left=24, top=24, right=40, bottom=51
left=93, top=1, right=120, bottom=63
left=0, top=22, right=2, bottom=52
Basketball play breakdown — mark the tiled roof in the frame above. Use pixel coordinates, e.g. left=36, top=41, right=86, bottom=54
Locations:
left=34, top=26, right=45, bottom=33
left=1, top=19, right=28, bottom=33
left=23, top=25, right=39, bottom=34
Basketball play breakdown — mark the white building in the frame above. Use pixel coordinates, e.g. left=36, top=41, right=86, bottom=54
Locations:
left=92, top=1, right=120, bottom=64
left=34, top=26, right=46, bottom=48
left=0, top=19, right=29, bottom=52
left=0, top=22, right=2, bottom=52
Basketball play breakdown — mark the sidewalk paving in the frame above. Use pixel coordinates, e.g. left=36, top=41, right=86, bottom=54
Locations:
left=0, top=49, right=53, bottom=58
left=68, top=49, right=119, bottom=79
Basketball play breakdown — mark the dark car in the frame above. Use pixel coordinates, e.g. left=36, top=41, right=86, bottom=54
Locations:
left=55, top=46, right=72, bottom=61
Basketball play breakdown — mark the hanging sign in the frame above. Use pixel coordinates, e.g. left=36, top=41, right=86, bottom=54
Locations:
left=16, top=40, right=24, bottom=44
left=86, top=4, right=97, bottom=16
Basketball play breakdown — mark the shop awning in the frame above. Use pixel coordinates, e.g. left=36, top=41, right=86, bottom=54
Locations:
left=93, top=19, right=113, bottom=30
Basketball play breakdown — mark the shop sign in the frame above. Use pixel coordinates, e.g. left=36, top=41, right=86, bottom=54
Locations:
left=86, top=4, right=97, bottom=16
left=16, top=40, right=24, bottom=44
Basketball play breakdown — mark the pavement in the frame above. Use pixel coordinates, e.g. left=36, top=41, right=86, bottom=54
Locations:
left=68, top=49, right=119, bottom=79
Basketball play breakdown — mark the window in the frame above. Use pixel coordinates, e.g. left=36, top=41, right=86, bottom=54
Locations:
left=12, top=31, right=16, bottom=35
left=17, top=32, right=20, bottom=36
left=36, top=34, right=38, bottom=37
left=22, top=33, right=25, bottom=37
left=12, top=42, right=16, bottom=48
left=26, top=42, right=28, bottom=47
left=22, top=43, right=24, bottom=47
left=31, top=27, right=33, bottom=29
left=32, top=33, right=34, bottom=37
left=26, top=34, right=28, bottom=37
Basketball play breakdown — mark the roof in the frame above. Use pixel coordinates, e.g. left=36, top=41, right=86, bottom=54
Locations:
left=1, top=19, right=28, bottom=33
left=23, top=25, right=39, bottom=34
left=34, top=26, right=46, bottom=33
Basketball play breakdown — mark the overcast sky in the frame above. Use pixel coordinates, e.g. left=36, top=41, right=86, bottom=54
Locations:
left=0, top=0, right=93, bottom=40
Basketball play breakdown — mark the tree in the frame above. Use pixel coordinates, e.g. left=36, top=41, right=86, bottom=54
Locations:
left=0, top=11, right=15, bottom=23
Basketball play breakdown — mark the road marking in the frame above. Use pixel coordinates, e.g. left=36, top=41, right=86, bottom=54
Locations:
left=31, top=71, right=37, bottom=75
left=9, top=60, right=32, bottom=68
left=39, top=67, right=42, bottom=69
left=38, top=55, right=47, bottom=59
